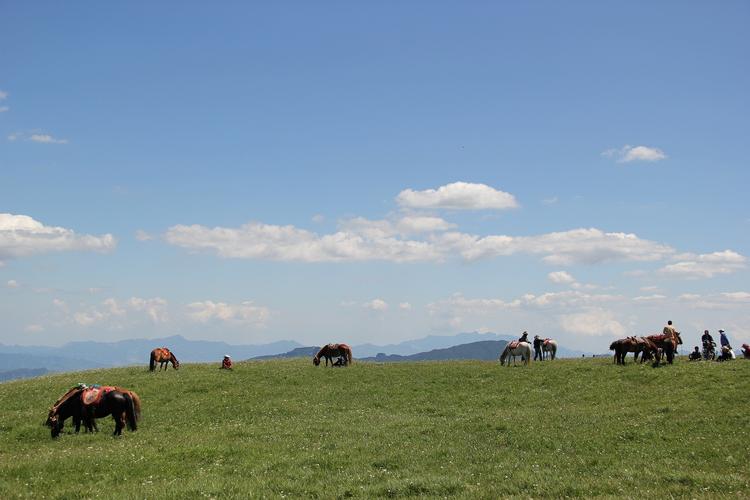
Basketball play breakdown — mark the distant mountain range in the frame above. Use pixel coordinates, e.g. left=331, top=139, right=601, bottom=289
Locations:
left=0, top=332, right=589, bottom=382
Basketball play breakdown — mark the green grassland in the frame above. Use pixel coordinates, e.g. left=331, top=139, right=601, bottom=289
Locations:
left=0, top=357, right=748, bottom=498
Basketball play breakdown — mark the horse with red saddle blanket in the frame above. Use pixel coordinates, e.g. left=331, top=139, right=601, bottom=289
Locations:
left=150, top=347, right=180, bottom=371
left=646, top=330, right=683, bottom=365
left=313, top=343, right=353, bottom=367
left=46, top=385, right=140, bottom=437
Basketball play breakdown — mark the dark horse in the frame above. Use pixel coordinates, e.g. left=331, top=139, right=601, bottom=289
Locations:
left=313, top=343, right=353, bottom=367
left=46, top=386, right=139, bottom=437
left=646, top=331, right=683, bottom=365
left=150, top=347, right=180, bottom=371
left=609, top=336, right=657, bottom=365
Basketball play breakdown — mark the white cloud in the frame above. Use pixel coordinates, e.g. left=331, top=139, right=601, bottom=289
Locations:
left=398, top=302, right=412, bottom=311
left=548, top=271, right=575, bottom=284
left=364, top=298, right=388, bottom=311
left=0, top=213, right=116, bottom=265
left=7, top=279, right=19, bottom=288
left=70, top=297, right=168, bottom=327
left=0, top=107, right=8, bottom=113
left=0, top=90, right=7, bottom=100
left=165, top=221, right=442, bottom=263
left=559, top=308, right=626, bottom=337
left=30, top=134, right=68, bottom=144
left=395, top=215, right=456, bottom=234
left=165, top=219, right=675, bottom=268
left=633, top=294, right=667, bottom=302
left=659, top=250, right=746, bottom=279
left=542, top=197, right=558, bottom=205
left=603, top=145, right=667, bottom=163
left=452, top=228, right=674, bottom=265
left=186, top=300, right=270, bottom=326
left=25, top=324, right=45, bottom=333
left=135, top=230, right=153, bottom=241
left=678, top=291, right=750, bottom=310
left=396, top=182, right=519, bottom=210
left=311, top=214, right=325, bottom=224
left=8, top=132, right=68, bottom=144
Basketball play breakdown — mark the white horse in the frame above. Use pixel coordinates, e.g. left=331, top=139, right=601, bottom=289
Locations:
left=542, top=339, right=558, bottom=360
left=499, top=342, right=532, bottom=366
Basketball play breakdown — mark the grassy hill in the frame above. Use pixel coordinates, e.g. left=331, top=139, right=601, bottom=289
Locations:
left=0, top=358, right=748, bottom=498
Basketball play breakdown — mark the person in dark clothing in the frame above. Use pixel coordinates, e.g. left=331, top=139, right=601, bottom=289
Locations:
left=688, top=346, right=702, bottom=361
left=518, top=331, right=529, bottom=343
left=533, top=335, right=544, bottom=361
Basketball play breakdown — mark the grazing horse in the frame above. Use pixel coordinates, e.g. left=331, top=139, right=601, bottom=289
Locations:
left=646, top=331, right=683, bottom=365
left=542, top=339, right=558, bottom=360
left=609, top=336, right=657, bottom=365
left=46, top=386, right=139, bottom=437
left=150, top=347, right=179, bottom=371
left=499, top=341, right=532, bottom=366
left=313, top=343, right=353, bottom=367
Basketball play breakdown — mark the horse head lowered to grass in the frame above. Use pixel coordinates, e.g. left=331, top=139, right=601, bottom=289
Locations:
left=46, top=385, right=140, bottom=438
left=313, top=343, right=353, bottom=367
left=150, top=347, right=179, bottom=371
left=499, top=341, right=532, bottom=366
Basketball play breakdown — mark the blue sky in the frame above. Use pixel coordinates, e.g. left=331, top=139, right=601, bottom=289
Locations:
left=1, top=1, right=748, bottom=350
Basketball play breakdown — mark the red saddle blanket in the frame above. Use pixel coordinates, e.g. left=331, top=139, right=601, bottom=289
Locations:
left=543, top=338, right=552, bottom=346
left=81, top=386, right=115, bottom=406
left=509, top=341, right=520, bottom=349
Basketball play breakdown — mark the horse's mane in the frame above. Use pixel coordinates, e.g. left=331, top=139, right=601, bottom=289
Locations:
left=50, top=386, right=83, bottom=413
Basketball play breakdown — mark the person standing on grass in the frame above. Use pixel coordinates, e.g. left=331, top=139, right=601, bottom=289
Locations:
left=663, top=320, right=678, bottom=336
left=533, top=335, right=543, bottom=361
left=719, top=329, right=731, bottom=349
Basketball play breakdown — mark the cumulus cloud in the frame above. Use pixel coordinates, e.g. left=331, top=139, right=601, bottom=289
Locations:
left=559, top=308, right=626, bottom=337
left=548, top=271, right=576, bottom=284
left=364, top=298, right=388, bottom=311
left=678, top=291, right=750, bottom=310
left=451, top=228, right=674, bottom=265
left=0, top=213, right=116, bottom=265
left=659, top=250, right=746, bottom=279
left=165, top=221, right=441, bottom=263
left=71, top=297, right=168, bottom=327
left=396, top=182, right=518, bottom=210
left=186, top=300, right=270, bottom=326
left=603, top=145, right=667, bottom=163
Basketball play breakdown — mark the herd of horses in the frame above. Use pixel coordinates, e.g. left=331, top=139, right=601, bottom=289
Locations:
left=45, top=334, right=695, bottom=438
left=609, top=330, right=683, bottom=365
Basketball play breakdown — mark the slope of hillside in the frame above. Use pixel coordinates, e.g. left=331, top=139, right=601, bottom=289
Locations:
left=0, top=358, right=747, bottom=498
left=361, top=340, right=508, bottom=361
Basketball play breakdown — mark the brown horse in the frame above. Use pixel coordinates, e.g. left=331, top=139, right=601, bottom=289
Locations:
left=46, top=386, right=140, bottom=437
left=313, top=343, right=353, bottom=367
left=150, top=347, right=180, bottom=371
left=646, top=331, right=683, bottom=364
left=609, top=336, right=657, bottom=365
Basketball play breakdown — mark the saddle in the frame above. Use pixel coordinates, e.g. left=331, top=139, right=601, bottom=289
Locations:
left=509, top=341, right=520, bottom=349
left=543, top=338, right=552, bottom=346
left=81, top=386, right=115, bottom=406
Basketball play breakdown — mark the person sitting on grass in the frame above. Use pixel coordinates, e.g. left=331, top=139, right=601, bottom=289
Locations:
left=688, top=346, right=702, bottom=361
left=332, top=356, right=347, bottom=367
left=717, top=346, right=735, bottom=362
left=221, top=355, right=233, bottom=370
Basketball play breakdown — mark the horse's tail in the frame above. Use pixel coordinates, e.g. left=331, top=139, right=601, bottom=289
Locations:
left=149, top=350, right=156, bottom=371
left=123, top=392, right=138, bottom=431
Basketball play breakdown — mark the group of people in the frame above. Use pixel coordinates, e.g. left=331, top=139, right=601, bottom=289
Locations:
left=517, top=331, right=551, bottom=361
left=685, top=327, right=737, bottom=362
